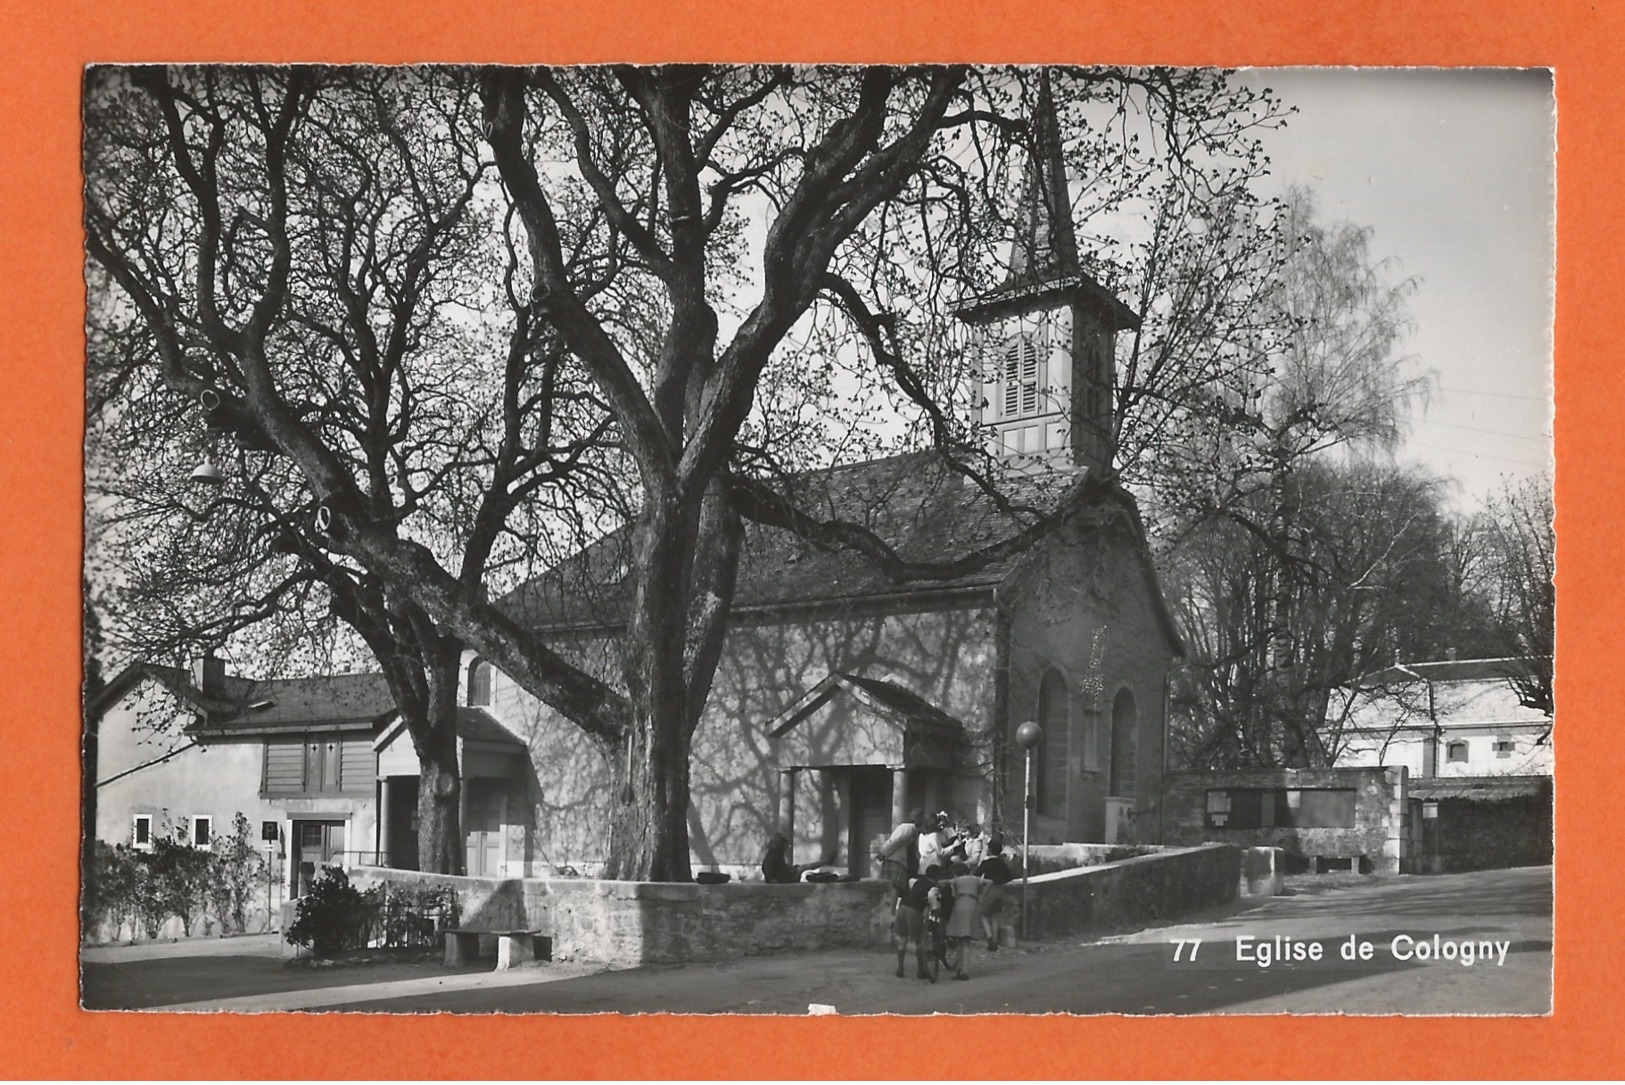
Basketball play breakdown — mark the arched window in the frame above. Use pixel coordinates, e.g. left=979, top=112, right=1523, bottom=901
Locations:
left=466, top=658, right=492, bottom=707
left=1109, top=688, right=1137, bottom=799
left=1036, top=669, right=1070, bottom=817
left=1446, top=740, right=1469, bottom=764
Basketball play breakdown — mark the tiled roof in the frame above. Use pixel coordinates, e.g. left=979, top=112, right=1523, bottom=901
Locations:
left=201, top=672, right=395, bottom=729
left=1408, top=775, right=1552, bottom=802
left=501, top=451, right=1095, bottom=631
left=1356, top=657, right=1549, bottom=690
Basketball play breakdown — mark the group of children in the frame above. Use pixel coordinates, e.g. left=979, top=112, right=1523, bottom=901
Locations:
left=882, top=811, right=1016, bottom=982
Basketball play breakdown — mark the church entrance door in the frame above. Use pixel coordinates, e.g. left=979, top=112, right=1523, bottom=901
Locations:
left=848, top=766, right=892, bottom=878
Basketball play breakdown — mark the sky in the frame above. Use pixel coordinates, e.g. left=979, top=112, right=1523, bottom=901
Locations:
left=1236, top=67, right=1557, bottom=511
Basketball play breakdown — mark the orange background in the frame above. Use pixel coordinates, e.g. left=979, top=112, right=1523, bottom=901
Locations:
left=1, top=1, right=1615, bottom=1078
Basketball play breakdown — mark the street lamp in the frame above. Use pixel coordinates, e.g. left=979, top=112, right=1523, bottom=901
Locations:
left=1014, top=720, right=1043, bottom=939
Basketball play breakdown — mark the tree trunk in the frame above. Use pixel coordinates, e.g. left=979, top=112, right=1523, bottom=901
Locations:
left=415, top=719, right=463, bottom=875
left=409, top=637, right=466, bottom=875
left=603, top=702, right=694, bottom=881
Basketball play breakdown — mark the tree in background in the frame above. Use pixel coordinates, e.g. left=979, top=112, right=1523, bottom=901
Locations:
left=1474, top=472, right=1555, bottom=718
left=1167, top=460, right=1505, bottom=768
left=1157, top=189, right=1446, bottom=767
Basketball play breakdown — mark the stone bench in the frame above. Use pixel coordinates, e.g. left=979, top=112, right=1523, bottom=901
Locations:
left=439, top=926, right=551, bottom=970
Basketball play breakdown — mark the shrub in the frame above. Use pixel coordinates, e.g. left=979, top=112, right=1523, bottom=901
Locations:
left=285, top=867, right=367, bottom=957
left=209, top=813, right=267, bottom=935
left=372, top=882, right=458, bottom=948
left=148, top=837, right=214, bottom=937
left=86, top=841, right=142, bottom=943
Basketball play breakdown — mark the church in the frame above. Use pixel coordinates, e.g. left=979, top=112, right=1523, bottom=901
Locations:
left=373, top=103, right=1187, bottom=880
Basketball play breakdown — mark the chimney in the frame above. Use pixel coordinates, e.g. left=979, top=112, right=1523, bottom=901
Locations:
left=1446, top=647, right=1458, bottom=661
left=191, top=651, right=226, bottom=697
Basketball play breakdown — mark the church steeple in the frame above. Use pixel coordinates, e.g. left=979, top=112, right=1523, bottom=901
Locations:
left=955, top=71, right=1141, bottom=477
left=1006, top=71, right=1079, bottom=287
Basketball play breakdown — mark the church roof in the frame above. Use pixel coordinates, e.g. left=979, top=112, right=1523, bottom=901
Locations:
left=499, top=451, right=1091, bottom=631
left=500, top=450, right=1184, bottom=655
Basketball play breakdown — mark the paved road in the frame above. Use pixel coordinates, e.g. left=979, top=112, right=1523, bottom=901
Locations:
left=83, top=866, right=1550, bottom=1016
left=337, top=866, right=1552, bottom=1015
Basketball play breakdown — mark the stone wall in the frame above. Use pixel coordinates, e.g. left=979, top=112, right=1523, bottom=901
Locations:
left=352, top=843, right=1233, bottom=965
left=1001, top=515, right=1177, bottom=846
left=1019, top=843, right=1239, bottom=938
left=491, top=605, right=998, bottom=875
left=1163, top=767, right=1408, bottom=874
left=1432, top=791, right=1553, bottom=873
left=349, top=867, right=893, bottom=965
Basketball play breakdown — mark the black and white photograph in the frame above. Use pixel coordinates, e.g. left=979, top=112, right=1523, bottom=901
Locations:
left=78, top=64, right=1555, bottom=1017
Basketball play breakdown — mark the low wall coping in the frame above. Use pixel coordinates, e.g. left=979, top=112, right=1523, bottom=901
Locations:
left=1022, top=843, right=1234, bottom=885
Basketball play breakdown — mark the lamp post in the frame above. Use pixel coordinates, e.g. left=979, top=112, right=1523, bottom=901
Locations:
left=1014, top=720, right=1043, bottom=939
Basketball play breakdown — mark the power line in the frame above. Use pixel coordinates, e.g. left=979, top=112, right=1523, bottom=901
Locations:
left=1408, top=440, right=1551, bottom=468
left=1435, top=384, right=1550, bottom=402
left=1423, top=418, right=1553, bottom=442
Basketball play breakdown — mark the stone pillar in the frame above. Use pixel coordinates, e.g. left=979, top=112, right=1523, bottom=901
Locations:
left=891, top=767, right=908, bottom=828
left=378, top=778, right=391, bottom=866
left=778, top=768, right=797, bottom=840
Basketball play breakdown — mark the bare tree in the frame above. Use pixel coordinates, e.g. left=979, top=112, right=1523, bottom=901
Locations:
left=1475, top=472, right=1555, bottom=717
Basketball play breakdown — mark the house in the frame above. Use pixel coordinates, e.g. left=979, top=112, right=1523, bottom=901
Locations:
left=90, top=658, right=393, bottom=908
left=1336, top=656, right=1554, bottom=778
left=394, top=96, right=1187, bottom=878
left=90, top=657, right=534, bottom=904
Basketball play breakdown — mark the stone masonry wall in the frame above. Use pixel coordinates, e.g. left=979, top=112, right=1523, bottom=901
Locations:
left=350, top=867, right=893, bottom=965
left=353, top=843, right=1233, bottom=966
left=490, top=605, right=997, bottom=875
left=1163, top=767, right=1408, bottom=874
left=1434, top=794, right=1553, bottom=873
left=1020, top=843, right=1239, bottom=938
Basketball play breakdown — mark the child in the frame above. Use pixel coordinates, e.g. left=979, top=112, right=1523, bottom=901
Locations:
left=976, top=833, right=1015, bottom=951
left=893, top=864, right=943, bottom=982
left=944, top=860, right=987, bottom=980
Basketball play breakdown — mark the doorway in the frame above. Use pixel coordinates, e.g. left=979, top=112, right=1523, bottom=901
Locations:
left=292, top=819, right=346, bottom=897
left=464, top=780, right=506, bottom=878
left=848, top=767, right=892, bottom=878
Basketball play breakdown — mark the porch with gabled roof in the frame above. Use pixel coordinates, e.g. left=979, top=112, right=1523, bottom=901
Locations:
left=766, top=672, right=968, bottom=876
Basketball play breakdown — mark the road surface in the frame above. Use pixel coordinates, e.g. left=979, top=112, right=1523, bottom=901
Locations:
left=308, top=865, right=1552, bottom=1015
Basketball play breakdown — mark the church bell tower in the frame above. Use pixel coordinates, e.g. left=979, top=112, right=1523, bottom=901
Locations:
left=955, top=72, right=1141, bottom=477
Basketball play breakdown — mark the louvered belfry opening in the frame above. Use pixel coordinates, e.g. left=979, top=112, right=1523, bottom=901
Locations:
left=952, top=71, right=1140, bottom=476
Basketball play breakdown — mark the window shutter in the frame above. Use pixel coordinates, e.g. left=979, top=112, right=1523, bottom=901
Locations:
left=1001, top=340, right=1020, bottom=418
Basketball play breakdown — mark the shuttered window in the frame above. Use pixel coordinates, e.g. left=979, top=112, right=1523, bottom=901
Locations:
left=264, top=734, right=374, bottom=796
left=1001, top=334, right=1043, bottom=419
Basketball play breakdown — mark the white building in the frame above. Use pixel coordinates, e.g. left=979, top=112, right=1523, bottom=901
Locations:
left=1336, top=657, right=1553, bottom=778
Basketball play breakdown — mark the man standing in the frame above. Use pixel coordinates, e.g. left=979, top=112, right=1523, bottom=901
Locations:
left=873, top=808, right=922, bottom=901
